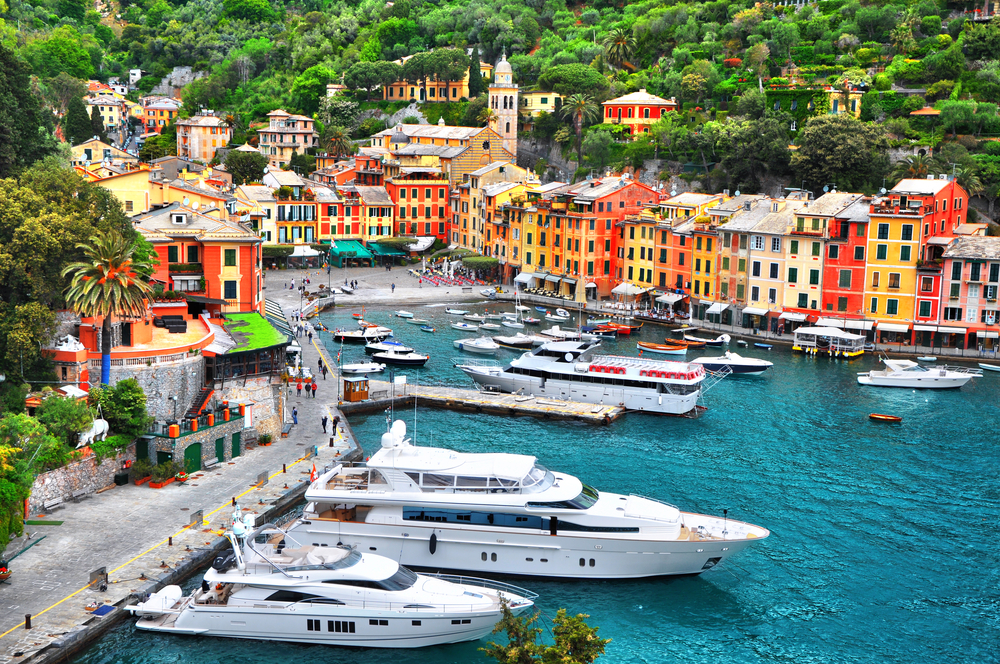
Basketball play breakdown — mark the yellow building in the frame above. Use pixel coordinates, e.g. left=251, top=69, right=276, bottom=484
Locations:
left=85, top=95, right=125, bottom=141
left=826, top=88, right=865, bottom=118
left=620, top=212, right=657, bottom=289
left=176, top=114, right=232, bottom=163
left=691, top=216, right=719, bottom=301
left=258, top=110, right=319, bottom=169
left=70, top=138, right=137, bottom=167
left=520, top=91, right=562, bottom=118
left=234, top=184, right=278, bottom=243
left=865, top=205, right=921, bottom=326
left=382, top=55, right=493, bottom=102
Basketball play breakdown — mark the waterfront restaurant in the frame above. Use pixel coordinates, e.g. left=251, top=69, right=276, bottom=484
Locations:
left=792, top=326, right=866, bottom=357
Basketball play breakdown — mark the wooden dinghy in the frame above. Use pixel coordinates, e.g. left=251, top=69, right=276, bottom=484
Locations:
left=869, top=413, right=902, bottom=422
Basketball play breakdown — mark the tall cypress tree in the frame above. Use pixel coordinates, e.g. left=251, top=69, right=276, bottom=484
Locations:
left=63, top=96, right=93, bottom=146
left=90, top=105, right=108, bottom=143
left=468, top=44, right=484, bottom=98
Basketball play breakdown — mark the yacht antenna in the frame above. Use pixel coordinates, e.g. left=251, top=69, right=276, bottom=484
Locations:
left=413, top=377, right=417, bottom=445
left=723, top=509, right=728, bottom=537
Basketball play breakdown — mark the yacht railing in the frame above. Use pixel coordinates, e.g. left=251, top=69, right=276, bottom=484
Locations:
left=591, top=353, right=692, bottom=368
left=453, top=357, right=503, bottom=368
left=425, top=574, right=539, bottom=600
left=938, top=365, right=983, bottom=374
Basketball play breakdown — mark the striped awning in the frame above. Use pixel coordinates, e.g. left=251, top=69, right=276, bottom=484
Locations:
left=742, top=306, right=770, bottom=316
left=877, top=322, right=911, bottom=333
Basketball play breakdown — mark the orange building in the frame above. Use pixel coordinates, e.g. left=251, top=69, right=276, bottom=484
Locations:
left=176, top=114, right=232, bottom=163
left=133, top=203, right=264, bottom=314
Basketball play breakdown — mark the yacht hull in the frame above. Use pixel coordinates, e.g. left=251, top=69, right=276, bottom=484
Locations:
left=459, top=367, right=699, bottom=415
left=135, top=602, right=512, bottom=647
left=292, top=517, right=758, bottom=579
left=857, top=374, right=971, bottom=388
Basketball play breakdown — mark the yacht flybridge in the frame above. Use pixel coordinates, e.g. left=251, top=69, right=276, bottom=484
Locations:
left=287, top=421, right=769, bottom=579
left=457, top=340, right=723, bottom=415
left=126, top=506, right=535, bottom=648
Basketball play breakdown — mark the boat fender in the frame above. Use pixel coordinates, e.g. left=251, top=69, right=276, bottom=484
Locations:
left=429, top=532, right=437, bottom=554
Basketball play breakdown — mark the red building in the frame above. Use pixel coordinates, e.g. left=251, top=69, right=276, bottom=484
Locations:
left=601, top=89, right=679, bottom=138
left=819, top=195, right=871, bottom=318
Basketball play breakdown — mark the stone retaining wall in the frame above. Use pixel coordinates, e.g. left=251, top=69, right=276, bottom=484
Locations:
left=219, top=377, right=283, bottom=439
left=106, top=355, right=204, bottom=420
left=28, top=445, right=136, bottom=514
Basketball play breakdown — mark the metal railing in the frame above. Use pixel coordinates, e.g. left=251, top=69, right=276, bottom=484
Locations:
left=88, top=352, right=189, bottom=370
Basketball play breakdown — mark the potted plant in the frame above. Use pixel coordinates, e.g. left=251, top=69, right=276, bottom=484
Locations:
left=131, top=459, right=153, bottom=485
left=175, top=470, right=188, bottom=483
left=150, top=461, right=178, bottom=488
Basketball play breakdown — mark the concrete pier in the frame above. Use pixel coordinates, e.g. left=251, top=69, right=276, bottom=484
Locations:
left=339, top=380, right=625, bottom=424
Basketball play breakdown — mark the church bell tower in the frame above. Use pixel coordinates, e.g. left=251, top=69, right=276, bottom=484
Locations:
left=488, top=50, right=519, bottom=159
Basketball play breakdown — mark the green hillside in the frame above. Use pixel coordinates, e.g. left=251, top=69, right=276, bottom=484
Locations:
left=1, top=0, right=1000, bottom=206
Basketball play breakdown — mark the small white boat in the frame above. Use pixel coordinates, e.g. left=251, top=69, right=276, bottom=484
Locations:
left=736, top=340, right=748, bottom=347
left=406, top=318, right=430, bottom=325
left=502, top=319, right=525, bottom=329
left=858, top=358, right=980, bottom=388
left=464, top=314, right=485, bottom=322
left=445, top=308, right=468, bottom=315
left=479, top=323, right=502, bottom=331
left=374, top=350, right=430, bottom=366
left=480, top=288, right=497, bottom=299
left=979, top=363, right=1000, bottom=372
left=522, top=317, right=541, bottom=324
left=341, top=362, right=386, bottom=375
left=684, top=333, right=731, bottom=347
left=546, top=314, right=569, bottom=323
left=515, top=305, right=531, bottom=313
left=453, top=337, right=500, bottom=354
left=691, top=351, right=773, bottom=376
left=556, top=308, right=570, bottom=318
left=420, top=325, right=435, bottom=333
left=917, top=356, right=937, bottom=362
left=483, top=313, right=505, bottom=321
left=451, top=322, right=479, bottom=331
left=395, top=311, right=414, bottom=318
left=539, top=325, right=582, bottom=341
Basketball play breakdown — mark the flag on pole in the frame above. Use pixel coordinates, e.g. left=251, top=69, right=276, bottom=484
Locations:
left=310, top=463, right=317, bottom=482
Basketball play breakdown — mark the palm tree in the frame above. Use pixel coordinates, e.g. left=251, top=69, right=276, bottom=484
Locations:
left=477, top=107, right=498, bottom=128
left=324, top=126, right=353, bottom=157
left=559, top=93, right=601, bottom=165
left=891, top=154, right=934, bottom=181
left=62, top=233, right=154, bottom=385
left=603, top=26, right=636, bottom=69
left=954, top=166, right=984, bottom=198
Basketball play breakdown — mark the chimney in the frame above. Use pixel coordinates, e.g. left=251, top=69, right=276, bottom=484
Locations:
left=744, top=201, right=751, bottom=211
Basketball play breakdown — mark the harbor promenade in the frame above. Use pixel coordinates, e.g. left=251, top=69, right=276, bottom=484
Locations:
left=0, top=293, right=359, bottom=664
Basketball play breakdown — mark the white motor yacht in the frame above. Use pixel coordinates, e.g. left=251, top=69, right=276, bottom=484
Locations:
left=458, top=340, right=716, bottom=415
left=857, top=358, right=980, bottom=388
left=341, top=362, right=386, bottom=375
left=334, top=327, right=392, bottom=344
left=288, top=422, right=768, bottom=579
left=127, top=507, right=535, bottom=648
left=451, top=322, right=479, bottom=332
left=463, top=314, right=486, bottom=323
left=453, top=337, right=500, bottom=355
left=365, top=341, right=412, bottom=355
left=691, top=352, right=773, bottom=375
left=445, top=309, right=469, bottom=315
left=395, top=311, right=414, bottom=319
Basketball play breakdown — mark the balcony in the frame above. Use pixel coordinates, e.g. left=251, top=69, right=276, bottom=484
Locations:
left=788, top=226, right=825, bottom=236
left=168, top=262, right=203, bottom=273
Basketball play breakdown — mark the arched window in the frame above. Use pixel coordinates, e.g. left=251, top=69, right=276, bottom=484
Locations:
left=643, top=108, right=649, bottom=119
left=505, top=122, right=510, bottom=133
left=627, top=108, right=633, bottom=118
left=617, top=108, right=622, bottom=120
left=502, top=97, right=507, bottom=109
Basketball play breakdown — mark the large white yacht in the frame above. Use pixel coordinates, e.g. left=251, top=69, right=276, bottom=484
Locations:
left=126, top=507, right=535, bottom=648
left=457, top=340, right=710, bottom=415
left=286, top=421, right=769, bottom=579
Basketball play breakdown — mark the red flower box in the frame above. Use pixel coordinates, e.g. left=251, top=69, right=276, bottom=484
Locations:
left=149, top=477, right=175, bottom=489
left=134, top=476, right=151, bottom=486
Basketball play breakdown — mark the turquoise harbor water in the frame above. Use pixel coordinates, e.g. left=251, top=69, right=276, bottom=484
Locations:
left=72, top=303, right=999, bottom=664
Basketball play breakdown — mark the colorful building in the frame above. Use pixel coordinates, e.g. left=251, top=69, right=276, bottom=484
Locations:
left=866, top=177, right=968, bottom=342
left=382, top=55, right=493, bottom=102
left=133, top=203, right=264, bottom=313
left=176, top=113, right=232, bottom=163
left=940, top=236, right=1000, bottom=350
left=601, top=89, right=679, bottom=138
left=820, top=195, right=871, bottom=319
left=258, top=110, right=319, bottom=169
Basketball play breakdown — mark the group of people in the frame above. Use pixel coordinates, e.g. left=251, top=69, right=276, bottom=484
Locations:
left=345, top=279, right=358, bottom=290
left=296, top=377, right=319, bottom=398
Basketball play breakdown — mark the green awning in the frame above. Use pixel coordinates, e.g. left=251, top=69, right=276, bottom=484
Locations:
left=369, top=242, right=407, bottom=256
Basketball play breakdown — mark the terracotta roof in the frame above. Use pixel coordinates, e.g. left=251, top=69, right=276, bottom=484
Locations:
left=942, top=236, right=1000, bottom=259
left=910, top=107, right=941, bottom=116
left=603, top=89, right=677, bottom=106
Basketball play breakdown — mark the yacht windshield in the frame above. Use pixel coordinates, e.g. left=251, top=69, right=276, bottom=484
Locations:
left=379, top=566, right=419, bottom=591
left=901, top=365, right=928, bottom=372
left=526, top=484, right=600, bottom=510
left=520, top=464, right=555, bottom=493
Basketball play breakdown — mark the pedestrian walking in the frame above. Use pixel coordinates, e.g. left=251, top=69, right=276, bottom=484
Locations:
left=308, top=330, right=313, bottom=342
left=292, top=407, right=298, bottom=425
left=311, top=382, right=318, bottom=399
left=321, top=364, right=328, bottom=380
left=332, top=415, right=340, bottom=433
left=296, top=380, right=303, bottom=396
left=419, top=277, right=422, bottom=288
left=318, top=358, right=324, bottom=370
left=290, top=279, right=295, bottom=290
left=391, top=283, right=395, bottom=293
left=321, top=415, right=328, bottom=433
